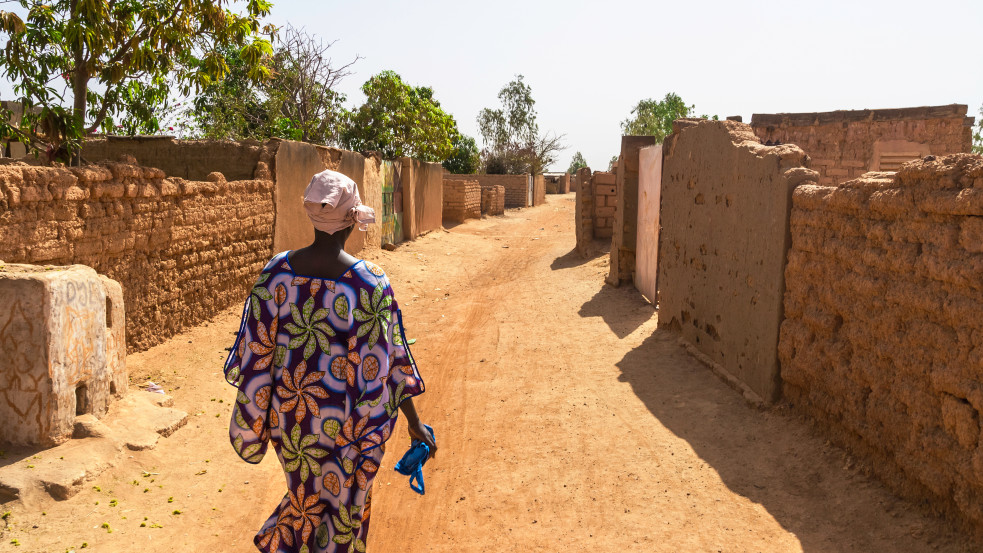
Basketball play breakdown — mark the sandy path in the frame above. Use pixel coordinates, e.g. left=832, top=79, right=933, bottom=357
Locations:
left=2, top=194, right=974, bottom=552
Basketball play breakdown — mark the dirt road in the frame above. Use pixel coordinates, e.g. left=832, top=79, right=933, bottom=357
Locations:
left=2, top=194, right=974, bottom=552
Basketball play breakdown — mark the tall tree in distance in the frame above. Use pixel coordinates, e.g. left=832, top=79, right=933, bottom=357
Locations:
left=477, top=75, right=564, bottom=174
left=341, top=70, right=458, bottom=162
left=0, top=0, right=274, bottom=162
left=974, top=104, right=983, bottom=154
left=621, top=93, right=693, bottom=143
left=567, top=151, right=588, bottom=174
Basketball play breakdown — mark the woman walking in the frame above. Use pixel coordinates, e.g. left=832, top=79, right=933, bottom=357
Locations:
left=224, top=169, right=436, bottom=553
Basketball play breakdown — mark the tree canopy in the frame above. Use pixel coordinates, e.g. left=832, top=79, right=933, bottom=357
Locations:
left=974, top=104, right=983, bottom=155
left=341, top=70, right=458, bottom=162
left=442, top=133, right=481, bottom=174
left=0, top=0, right=274, bottom=161
left=567, top=151, right=588, bottom=174
left=477, top=75, right=564, bottom=174
left=191, top=24, right=355, bottom=145
left=621, top=93, right=693, bottom=143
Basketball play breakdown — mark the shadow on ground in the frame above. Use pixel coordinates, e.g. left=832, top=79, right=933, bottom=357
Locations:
left=579, top=282, right=654, bottom=338
left=615, top=327, right=971, bottom=552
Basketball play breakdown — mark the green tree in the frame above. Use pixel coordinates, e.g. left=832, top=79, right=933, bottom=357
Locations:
left=477, top=75, right=564, bottom=174
left=0, top=0, right=273, bottom=162
left=341, top=70, right=457, bottom=162
left=974, top=104, right=983, bottom=155
left=567, top=151, right=588, bottom=174
left=442, top=133, right=480, bottom=174
left=191, top=25, right=356, bottom=144
left=621, top=93, right=694, bottom=143
left=608, top=155, right=618, bottom=171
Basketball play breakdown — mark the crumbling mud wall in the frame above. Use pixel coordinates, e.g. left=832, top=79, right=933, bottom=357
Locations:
left=608, top=136, right=656, bottom=286
left=659, top=120, right=814, bottom=403
left=592, top=172, right=617, bottom=238
left=84, top=136, right=272, bottom=181
left=446, top=174, right=529, bottom=208
left=780, top=153, right=983, bottom=530
left=442, top=179, right=480, bottom=223
left=481, top=185, right=505, bottom=215
left=751, top=105, right=974, bottom=186
left=574, top=167, right=594, bottom=256
left=0, top=162, right=274, bottom=352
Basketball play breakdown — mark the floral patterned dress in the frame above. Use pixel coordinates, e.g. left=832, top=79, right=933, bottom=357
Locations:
left=224, top=252, right=425, bottom=553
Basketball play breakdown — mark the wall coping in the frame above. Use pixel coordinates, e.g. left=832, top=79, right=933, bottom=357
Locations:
left=751, top=104, right=970, bottom=127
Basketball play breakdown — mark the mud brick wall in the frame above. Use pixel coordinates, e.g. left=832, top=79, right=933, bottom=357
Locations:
left=445, top=174, right=529, bottom=208
left=592, top=171, right=617, bottom=238
left=84, top=136, right=272, bottom=181
left=481, top=185, right=505, bottom=215
left=0, top=162, right=274, bottom=352
left=401, top=158, right=443, bottom=240
left=545, top=175, right=561, bottom=194
left=533, top=174, right=545, bottom=206
left=780, top=153, right=983, bottom=530
left=751, top=105, right=974, bottom=186
left=608, top=136, right=656, bottom=286
left=442, top=179, right=480, bottom=223
left=574, top=167, right=594, bottom=256
left=659, top=120, right=814, bottom=403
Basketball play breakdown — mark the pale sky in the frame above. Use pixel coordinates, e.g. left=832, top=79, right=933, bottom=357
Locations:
left=4, top=0, right=981, bottom=171
left=267, top=0, right=982, bottom=171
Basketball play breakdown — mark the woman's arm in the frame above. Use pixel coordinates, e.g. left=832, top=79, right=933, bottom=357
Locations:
left=400, top=398, right=437, bottom=459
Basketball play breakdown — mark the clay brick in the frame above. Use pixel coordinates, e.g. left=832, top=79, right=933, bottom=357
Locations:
left=595, top=185, right=616, bottom=196
left=596, top=206, right=615, bottom=218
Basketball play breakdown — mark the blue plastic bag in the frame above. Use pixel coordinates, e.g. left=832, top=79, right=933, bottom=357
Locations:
left=393, top=424, right=434, bottom=495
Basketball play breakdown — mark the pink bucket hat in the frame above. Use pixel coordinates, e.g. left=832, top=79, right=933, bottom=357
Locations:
left=303, top=170, right=376, bottom=233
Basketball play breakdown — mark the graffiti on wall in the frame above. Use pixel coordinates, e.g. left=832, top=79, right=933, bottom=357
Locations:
left=381, top=160, right=403, bottom=245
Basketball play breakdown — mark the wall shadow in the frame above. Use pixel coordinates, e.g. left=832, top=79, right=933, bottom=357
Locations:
left=551, top=239, right=611, bottom=271
left=615, top=329, right=970, bottom=552
left=579, top=283, right=654, bottom=339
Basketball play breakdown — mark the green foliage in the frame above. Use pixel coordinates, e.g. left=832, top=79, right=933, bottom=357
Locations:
left=0, top=0, right=273, bottom=162
left=608, top=155, right=618, bottom=171
left=191, top=25, right=353, bottom=144
left=621, top=93, right=694, bottom=143
left=974, top=104, right=983, bottom=155
left=567, top=151, right=588, bottom=174
left=341, top=70, right=458, bottom=162
left=442, top=133, right=481, bottom=174
left=477, top=75, right=564, bottom=174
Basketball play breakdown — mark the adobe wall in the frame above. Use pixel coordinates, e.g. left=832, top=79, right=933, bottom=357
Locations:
left=574, top=167, right=594, bottom=256
left=83, top=136, right=272, bottom=182
left=447, top=174, right=529, bottom=208
left=273, top=140, right=385, bottom=255
left=442, top=179, right=480, bottom=223
left=658, top=120, right=814, bottom=403
left=780, top=153, right=983, bottom=530
left=402, top=158, right=443, bottom=240
left=533, top=174, right=545, bottom=206
left=481, top=185, right=505, bottom=215
left=0, top=162, right=274, bottom=352
left=751, top=104, right=974, bottom=186
left=592, top=172, right=617, bottom=238
left=608, top=136, right=656, bottom=286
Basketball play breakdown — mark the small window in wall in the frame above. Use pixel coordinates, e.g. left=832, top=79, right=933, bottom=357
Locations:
left=870, top=140, right=931, bottom=171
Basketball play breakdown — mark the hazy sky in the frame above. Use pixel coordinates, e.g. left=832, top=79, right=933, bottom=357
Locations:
left=266, top=0, right=982, bottom=170
left=4, top=0, right=980, bottom=171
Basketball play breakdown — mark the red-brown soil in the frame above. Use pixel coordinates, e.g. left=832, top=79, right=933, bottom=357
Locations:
left=0, top=195, right=974, bottom=552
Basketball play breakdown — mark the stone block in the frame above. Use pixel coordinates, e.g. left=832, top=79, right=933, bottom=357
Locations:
left=0, top=264, right=126, bottom=447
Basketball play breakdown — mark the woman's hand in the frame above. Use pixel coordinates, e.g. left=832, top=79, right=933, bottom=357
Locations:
left=407, top=419, right=437, bottom=460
